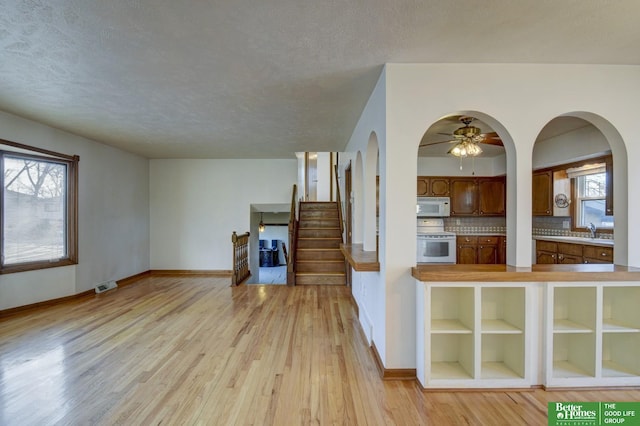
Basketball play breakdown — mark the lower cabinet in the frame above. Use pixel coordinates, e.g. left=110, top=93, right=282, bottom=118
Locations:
left=457, top=235, right=504, bottom=264
left=416, top=280, right=640, bottom=389
left=417, top=283, right=531, bottom=388
left=545, top=283, right=640, bottom=387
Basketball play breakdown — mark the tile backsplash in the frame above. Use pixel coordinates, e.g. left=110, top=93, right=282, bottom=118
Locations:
left=443, top=216, right=613, bottom=239
left=444, top=217, right=505, bottom=234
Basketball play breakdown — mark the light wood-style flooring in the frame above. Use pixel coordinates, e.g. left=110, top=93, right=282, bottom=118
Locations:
left=1, top=276, right=638, bottom=425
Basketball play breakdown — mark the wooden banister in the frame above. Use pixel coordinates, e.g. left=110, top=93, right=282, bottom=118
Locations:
left=231, top=231, right=251, bottom=286
left=287, top=184, right=298, bottom=286
left=334, top=164, right=344, bottom=242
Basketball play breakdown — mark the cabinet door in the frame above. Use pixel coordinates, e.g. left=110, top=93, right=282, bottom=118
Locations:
left=536, top=250, right=557, bottom=264
left=430, top=178, right=450, bottom=196
left=450, top=178, right=478, bottom=216
left=532, top=170, right=553, bottom=216
left=417, top=177, right=429, bottom=196
left=478, top=177, right=506, bottom=216
left=478, top=244, right=498, bottom=264
left=583, top=245, right=613, bottom=263
left=457, top=236, right=478, bottom=264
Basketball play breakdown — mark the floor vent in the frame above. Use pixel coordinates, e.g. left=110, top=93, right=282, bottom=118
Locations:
left=95, top=280, right=118, bottom=293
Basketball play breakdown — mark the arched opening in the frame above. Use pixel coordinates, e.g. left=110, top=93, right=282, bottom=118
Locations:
left=364, top=132, right=379, bottom=252
left=417, top=112, right=515, bottom=265
left=532, top=113, right=628, bottom=265
left=353, top=151, right=364, bottom=244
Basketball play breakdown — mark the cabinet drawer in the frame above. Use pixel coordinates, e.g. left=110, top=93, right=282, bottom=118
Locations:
left=477, top=236, right=499, bottom=245
left=557, top=242, right=583, bottom=256
left=583, top=245, right=613, bottom=262
left=457, top=236, right=478, bottom=244
left=536, top=240, right=557, bottom=253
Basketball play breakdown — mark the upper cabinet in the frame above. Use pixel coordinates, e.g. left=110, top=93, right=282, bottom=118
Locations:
left=450, top=178, right=479, bottom=216
left=478, top=177, right=506, bottom=216
left=532, top=170, right=553, bottom=216
left=417, top=175, right=506, bottom=217
left=417, top=177, right=450, bottom=197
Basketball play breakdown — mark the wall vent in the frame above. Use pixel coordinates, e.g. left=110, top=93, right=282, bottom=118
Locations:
left=95, top=280, right=118, bottom=293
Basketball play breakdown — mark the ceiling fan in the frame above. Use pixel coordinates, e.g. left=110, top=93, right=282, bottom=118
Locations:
left=419, top=116, right=503, bottom=156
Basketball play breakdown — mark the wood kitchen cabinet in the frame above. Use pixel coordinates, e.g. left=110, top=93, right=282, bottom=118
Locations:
left=532, top=170, right=553, bottom=216
left=535, top=239, right=614, bottom=264
left=457, top=235, right=502, bottom=264
left=498, top=236, right=507, bottom=264
left=450, top=178, right=478, bottom=216
left=417, top=176, right=450, bottom=197
left=477, top=236, right=499, bottom=264
left=456, top=236, right=478, bottom=264
left=478, top=177, right=506, bottom=216
left=535, top=240, right=557, bottom=264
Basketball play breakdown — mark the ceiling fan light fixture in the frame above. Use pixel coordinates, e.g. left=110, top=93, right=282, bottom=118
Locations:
left=448, top=140, right=483, bottom=157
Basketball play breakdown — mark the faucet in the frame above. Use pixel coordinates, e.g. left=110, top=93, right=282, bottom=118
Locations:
left=587, top=222, right=596, bottom=239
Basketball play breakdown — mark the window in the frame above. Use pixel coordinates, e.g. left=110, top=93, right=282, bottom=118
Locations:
left=569, top=162, right=614, bottom=229
left=1, top=140, right=78, bottom=273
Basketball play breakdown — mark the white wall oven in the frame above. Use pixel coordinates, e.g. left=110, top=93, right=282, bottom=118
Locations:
left=417, top=218, right=456, bottom=264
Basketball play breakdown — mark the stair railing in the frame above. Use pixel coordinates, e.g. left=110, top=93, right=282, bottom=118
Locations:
left=231, top=231, right=251, bottom=285
left=287, top=184, right=299, bottom=286
left=334, top=164, right=345, bottom=243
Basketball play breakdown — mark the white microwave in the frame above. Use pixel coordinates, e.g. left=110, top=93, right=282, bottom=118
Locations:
left=417, top=197, right=451, bottom=217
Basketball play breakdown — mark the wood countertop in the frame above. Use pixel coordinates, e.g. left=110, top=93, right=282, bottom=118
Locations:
left=412, top=264, right=640, bottom=282
left=340, top=244, right=380, bottom=272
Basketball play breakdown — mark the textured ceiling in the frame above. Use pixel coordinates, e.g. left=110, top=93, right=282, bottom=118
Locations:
left=1, top=1, right=639, bottom=159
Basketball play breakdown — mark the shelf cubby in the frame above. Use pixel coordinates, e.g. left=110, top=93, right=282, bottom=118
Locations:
left=481, top=287, right=524, bottom=334
left=430, top=287, right=474, bottom=333
left=552, top=286, right=596, bottom=334
left=481, top=334, right=524, bottom=379
left=602, top=333, right=640, bottom=377
left=430, top=334, right=474, bottom=380
left=552, top=333, right=596, bottom=378
left=603, top=287, right=640, bottom=333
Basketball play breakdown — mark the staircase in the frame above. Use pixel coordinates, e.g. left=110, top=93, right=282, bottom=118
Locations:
left=295, top=202, right=346, bottom=285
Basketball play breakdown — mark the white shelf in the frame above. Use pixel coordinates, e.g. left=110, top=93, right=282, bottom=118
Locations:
left=481, top=362, right=522, bottom=380
left=553, top=319, right=593, bottom=333
left=431, top=362, right=472, bottom=380
left=431, top=319, right=472, bottom=334
left=602, top=360, right=639, bottom=378
left=553, top=360, right=594, bottom=378
left=481, top=319, right=522, bottom=334
left=602, top=319, right=640, bottom=333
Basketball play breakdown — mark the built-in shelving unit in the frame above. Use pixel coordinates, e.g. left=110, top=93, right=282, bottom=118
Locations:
left=545, top=283, right=640, bottom=387
left=418, top=284, right=530, bottom=388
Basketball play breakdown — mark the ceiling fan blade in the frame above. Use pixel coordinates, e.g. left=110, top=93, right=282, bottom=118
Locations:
left=479, top=132, right=503, bottom=146
left=420, top=139, right=455, bottom=147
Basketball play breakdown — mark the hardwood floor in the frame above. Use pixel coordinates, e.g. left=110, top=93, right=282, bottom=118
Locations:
left=1, top=276, right=638, bottom=425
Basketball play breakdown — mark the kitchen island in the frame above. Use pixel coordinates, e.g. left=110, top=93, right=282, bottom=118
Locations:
left=414, top=264, right=640, bottom=390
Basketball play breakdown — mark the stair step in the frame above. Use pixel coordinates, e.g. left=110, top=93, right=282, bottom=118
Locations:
left=300, top=210, right=339, bottom=219
left=297, top=238, right=341, bottom=249
left=297, top=249, right=344, bottom=261
left=295, top=273, right=346, bottom=285
left=300, top=202, right=338, bottom=211
left=299, top=219, right=340, bottom=228
left=298, top=228, right=342, bottom=238
left=296, top=260, right=345, bottom=273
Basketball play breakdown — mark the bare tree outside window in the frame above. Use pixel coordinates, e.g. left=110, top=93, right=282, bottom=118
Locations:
left=0, top=140, right=78, bottom=273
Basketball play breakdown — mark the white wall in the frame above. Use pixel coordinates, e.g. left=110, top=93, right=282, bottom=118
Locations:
left=149, top=159, right=297, bottom=270
left=345, top=63, right=637, bottom=371
left=0, top=111, right=150, bottom=310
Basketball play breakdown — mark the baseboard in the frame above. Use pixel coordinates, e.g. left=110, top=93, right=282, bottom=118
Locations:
left=149, top=269, right=233, bottom=276
left=117, top=270, right=152, bottom=287
left=0, top=289, right=95, bottom=318
left=370, top=341, right=417, bottom=381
